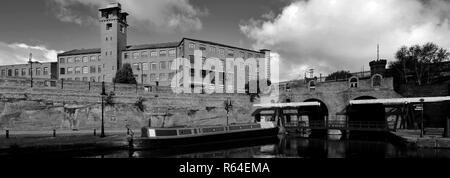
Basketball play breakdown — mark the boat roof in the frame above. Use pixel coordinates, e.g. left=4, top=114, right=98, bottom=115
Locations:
left=254, top=102, right=321, bottom=108
left=349, top=96, right=450, bottom=105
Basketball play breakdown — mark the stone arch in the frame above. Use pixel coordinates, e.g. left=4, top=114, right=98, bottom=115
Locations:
left=371, top=74, right=383, bottom=88
left=302, top=98, right=329, bottom=123
left=349, top=77, right=359, bottom=88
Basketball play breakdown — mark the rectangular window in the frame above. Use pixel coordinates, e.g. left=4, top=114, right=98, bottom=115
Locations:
left=8, top=69, right=12, bottom=77
left=68, top=57, right=74, bottom=63
left=90, top=77, right=96, bottom=82
left=142, top=74, right=148, bottom=83
left=120, top=25, right=126, bottom=33
left=124, top=52, right=129, bottom=59
left=83, top=66, right=89, bottom=74
left=36, top=68, right=41, bottom=76
left=98, top=55, right=101, bottom=61
left=60, top=68, right=66, bottom=75
left=82, top=77, right=88, bottom=81
left=159, top=73, right=168, bottom=81
left=141, top=51, right=149, bottom=58
left=189, top=43, right=195, bottom=49
left=60, top=58, right=65, bottom=64
left=142, top=63, right=149, bottom=71
left=168, top=49, right=176, bottom=57
left=151, top=63, right=158, bottom=71
left=159, top=50, right=167, bottom=57
left=14, top=69, right=19, bottom=76
left=75, top=77, right=80, bottom=81
left=168, top=60, right=173, bottom=70
left=22, top=68, right=27, bottom=76
left=75, top=57, right=81, bottom=63
left=90, top=56, right=96, bottom=62
left=160, top=61, right=167, bottom=70
left=67, top=67, right=73, bottom=74
left=133, top=63, right=140, bottom=71
left=90, top=66, right=96, bottom=74
left=106, top=23, right=112, bottom=30
left=75, top=67, right=81, bottom=74
left=211, top=47, right=216, bottom=54
left=150, top=74, right=157, bottom=81
left=151, top=51, right=158, bottom=57
left=1, top=70, right=5, bottom=76
left=43, top=67, right=49, bottom=75
left=133, top=52, right=139, bottom=59
left=98, top=65, right=102, bottom=73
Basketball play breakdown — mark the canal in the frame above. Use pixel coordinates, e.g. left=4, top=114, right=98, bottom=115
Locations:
left=86, top=132, right=450, bottom=158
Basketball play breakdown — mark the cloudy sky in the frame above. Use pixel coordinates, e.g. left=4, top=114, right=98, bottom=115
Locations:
left=1, top=0, right=450, bottom=81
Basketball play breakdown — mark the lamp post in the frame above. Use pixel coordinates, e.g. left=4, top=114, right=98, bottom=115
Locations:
left=100, top=81, right=107, bottom=138
left=420, top=98, right=424, bottom=138
left=224, top=98, right=233, bottom=126
left=28, top=53, right=33, bottom=88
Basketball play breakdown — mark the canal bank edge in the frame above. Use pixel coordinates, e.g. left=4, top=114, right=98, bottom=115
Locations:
left=389, top=130, right=450, bottom=149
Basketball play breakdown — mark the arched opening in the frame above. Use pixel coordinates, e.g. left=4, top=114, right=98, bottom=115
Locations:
left=372, top=74, right=382, bottom=87
left=301, top=99, right=329, bottom=124
left=308, top=81, right=316, bottom=91
left=349, top=77, right=358, bottom=88
left=348, top=96, right=386, bottom=128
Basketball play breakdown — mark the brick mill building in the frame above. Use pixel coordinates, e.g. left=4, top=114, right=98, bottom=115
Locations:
left=56, top=3, right=271, bottom=87
left=0, top=3, right=271, bottom=88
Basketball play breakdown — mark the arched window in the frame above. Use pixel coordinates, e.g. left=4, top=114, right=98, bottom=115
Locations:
left=349, top=77, right=358, bottom=88
left=372, top=74, right=382, bottom=87
left=308, top=80, right=316, bottom=91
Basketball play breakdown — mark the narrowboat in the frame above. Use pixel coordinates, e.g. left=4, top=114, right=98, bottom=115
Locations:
left=132, top=122, right=279, bottom=150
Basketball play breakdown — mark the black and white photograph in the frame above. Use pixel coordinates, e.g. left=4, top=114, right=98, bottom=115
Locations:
left=0, top=0, right=450, bottom=176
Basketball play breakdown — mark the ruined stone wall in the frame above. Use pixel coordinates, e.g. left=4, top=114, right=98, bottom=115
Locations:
left=0, top=78, right=255, bottom=131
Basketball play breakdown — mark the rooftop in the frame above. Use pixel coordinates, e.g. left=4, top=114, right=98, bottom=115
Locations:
left=58, top=37, right=265, bottom=56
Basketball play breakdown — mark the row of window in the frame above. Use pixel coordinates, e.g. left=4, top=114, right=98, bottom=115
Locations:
left=187, top=42, right=260, bottom=58
left=63, top=76, right=104, bottom=82
left=136, top=73, right=172, bottom=82
left=60, top=55, right=101, bottom=64
left=60, top=65, right=103, bottom=75
left=124, top=49, right=176, bottom=60
left=131, top=61, right=172, bottom=71
left=306, top=75, right=383, bottom=92
left=1, top=68, right=49, bottom=77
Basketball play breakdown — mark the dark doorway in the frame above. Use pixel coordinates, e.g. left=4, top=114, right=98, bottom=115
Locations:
left=348, top=96, right=385, bottom=123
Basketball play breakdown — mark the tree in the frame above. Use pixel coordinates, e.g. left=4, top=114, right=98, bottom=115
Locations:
left=114, top=63, right=137, bottom=84
left=325, top=71, right=352, bottom=81
left=389, top=42, right=450, bottom=85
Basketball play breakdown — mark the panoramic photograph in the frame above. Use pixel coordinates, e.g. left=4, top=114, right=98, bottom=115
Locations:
left=1, top=0, right=450, bottom=169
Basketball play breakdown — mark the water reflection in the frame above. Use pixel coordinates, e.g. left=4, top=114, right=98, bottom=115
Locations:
left=88, top=133, right=450, bottom=158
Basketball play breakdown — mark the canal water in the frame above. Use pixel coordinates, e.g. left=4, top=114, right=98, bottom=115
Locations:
left=88, top=132, right=450, bottom=158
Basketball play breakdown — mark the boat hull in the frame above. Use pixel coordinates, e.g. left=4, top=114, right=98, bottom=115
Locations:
left=132, top=126, right=279, bottom=150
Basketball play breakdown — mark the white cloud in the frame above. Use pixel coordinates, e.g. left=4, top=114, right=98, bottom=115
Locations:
left=241, top=0, right=450, bottom=81
left=50, top=0, right=206, bottom=33
left=0, top=42, right=62, bottom=65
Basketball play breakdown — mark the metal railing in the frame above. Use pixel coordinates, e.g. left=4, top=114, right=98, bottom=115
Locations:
left=287, top=120, right=391, bottom=130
